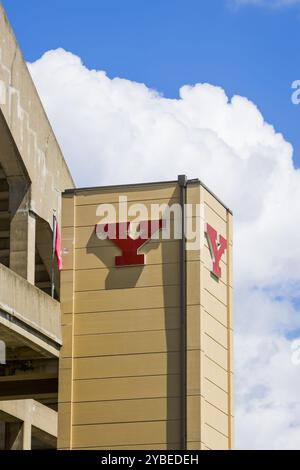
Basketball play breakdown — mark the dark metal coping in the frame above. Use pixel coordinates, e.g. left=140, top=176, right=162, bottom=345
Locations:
left=63, top=177, right=233, bottom=215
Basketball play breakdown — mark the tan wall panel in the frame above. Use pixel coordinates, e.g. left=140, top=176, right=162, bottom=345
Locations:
left=60, top=270, right=75, bottom=315
left=74, top=240, right=180, bottom=270
left=204, top=312, right=228, bottom=349
left=58, top=402, right=72, bottom=449
left=187, top=442, right=202, bottom=450
left=60, top=324, right=72, bottom=359
left=187, top=396, right=201, bottom=442
left=73, top=397, right=180, bottom=425
left=61, top=312, right=73, bottom=327
left=60, top=269, right=74, bottom=305
left=204, top=334, right=228, bottom=370
left=75, top=198, right=181, bottom=227
left=203, top=204, right=227, bottom=238
left=62, top=195, right=76, bottom=228
left=187, top=350, right=201, bottom=396
left=74, top=218, right=193, bottom=250
left=188, top=184, right=227, bottom=220
left=73, top=308, right=180, bottom=335
left=61, top=229, right=76, bottom=273
left=72, top=420, right=181, bottom=449
left=204, top=401, right=228, bottom=437
left=187, top=306, right=201, bottom=350
left=73, top=374, right=181, bottom=403
left=203, top=379, right=228, bottom=414
left=61, top=236, right=75, bottom=272
left=204, top=355, right=228, bottom=393
left=76, top=224, right=186, bottom=250
left=202, top=188, right=228, bottom=223
left=202, top=290, right=227, bottom=327
left=61, top=296, right=73, bottom=317
left=186, top=184, right=200, bottom=205
left=187, top=261, right=200, bottom=306
left=75, top=444, right=181, bottom=450
left=204, top=269, right=228, bottom=306
left=60, top=358, right=72, bottom=370
left=73, top=352, right=180, bottom=380
left=59, top=367, right=73, bottom=403
left=203, top=424, right=228, bottom=451
left=75, top=263, right=180, bottom=292
left=74, top=237, right=202, bottom=271
left=74, top=184, right=180, bottom=206
left=186, top=249, right=200, bottom=263
left=74, top=285, right=180, bottom=313
left=73, top=329, right=180, bottom=358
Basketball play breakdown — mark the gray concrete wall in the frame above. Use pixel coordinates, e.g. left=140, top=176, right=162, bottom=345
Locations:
left=0, top=263, right=62, bottom=354
left=0, top=3, right=74, bottom=227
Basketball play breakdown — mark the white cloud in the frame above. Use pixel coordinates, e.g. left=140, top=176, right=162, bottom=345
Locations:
left=235, top=331, right=300, bottom=449
left=28, top=48, right=300, bottom=449
left=231, top=0, right=300, bottom=7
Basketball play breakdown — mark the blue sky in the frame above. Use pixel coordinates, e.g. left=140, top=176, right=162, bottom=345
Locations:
left=2, top=0, right=300, bottom=166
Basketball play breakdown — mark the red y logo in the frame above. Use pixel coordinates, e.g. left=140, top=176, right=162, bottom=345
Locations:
left=206, top=224, right=227, bottom=278
left=96, top=220, right=165, bottom=267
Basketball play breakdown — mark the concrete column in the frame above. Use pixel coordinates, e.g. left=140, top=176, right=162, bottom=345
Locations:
left=5, top=422, right=23, bottom=450
left=8, top=177, right=36, bottom=284
left=22, top=421, right=32, bottom=450
left=4, top=421, right=31, bottom=450
left=0, top=400, right=57, bottom=450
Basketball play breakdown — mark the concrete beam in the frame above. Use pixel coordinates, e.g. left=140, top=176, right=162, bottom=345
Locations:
left=0, top=376, right=58, bottom=401
left=0, top=399, right=58, bottom=450
left=0, top=263, right=62, bottom=357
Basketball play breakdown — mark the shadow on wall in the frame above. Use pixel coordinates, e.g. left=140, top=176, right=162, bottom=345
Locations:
left=161, top=187, right=182, bottom=450
left=86, top=228, right=166, bottom=290
left=86, top=230, right=145, bottom=289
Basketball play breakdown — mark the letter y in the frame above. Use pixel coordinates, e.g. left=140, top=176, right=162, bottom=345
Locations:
left=206, top=224, right=227, bottom=278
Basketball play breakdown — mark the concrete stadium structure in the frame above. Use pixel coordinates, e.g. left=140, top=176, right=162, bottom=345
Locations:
left=0, top=3, right=74, bottom=449
left=0, top=3, right=233, bottom=450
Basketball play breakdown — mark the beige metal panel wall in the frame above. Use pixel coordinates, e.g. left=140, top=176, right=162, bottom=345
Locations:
left=57, top=194, right=76, bottom=449
left=186, top=183, right=233, bottom=450
left=58, top=181, right=233, bottom=450
left=58, top=184, right=182, bottom=449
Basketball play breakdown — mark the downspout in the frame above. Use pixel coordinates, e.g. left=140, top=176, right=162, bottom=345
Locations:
left=178, top=174, right=187, bottom=450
